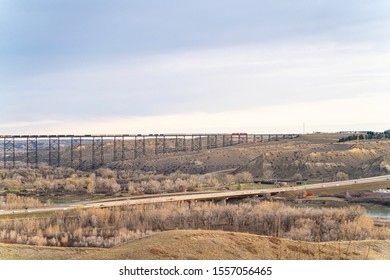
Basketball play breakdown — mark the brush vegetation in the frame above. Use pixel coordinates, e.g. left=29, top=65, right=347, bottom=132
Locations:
left=1, top=201, right=389, bottom=248
left=0, top=167, right=253, bottom=199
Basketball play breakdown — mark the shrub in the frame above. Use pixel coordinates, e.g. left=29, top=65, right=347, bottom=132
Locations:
left=0, top=193, right=44, bottom=210
left=336, top=171, right=349, bottom=181
left=223, top=174, right=235, bottom=185
left=235, top=172, right=254, bottom=183
left=95, top=168, right=116, bottom=179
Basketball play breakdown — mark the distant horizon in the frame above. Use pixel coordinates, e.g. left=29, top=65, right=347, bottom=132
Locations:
left=0, top=129, right=388, bottom=137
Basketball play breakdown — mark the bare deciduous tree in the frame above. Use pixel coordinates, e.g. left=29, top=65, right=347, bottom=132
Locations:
left=235, top=172, right=254, bottom=183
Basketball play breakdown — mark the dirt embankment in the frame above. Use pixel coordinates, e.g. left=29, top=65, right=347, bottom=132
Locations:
left=236, top=141, right=390, bottom=180
left=126, top=139, right=390, bottom=180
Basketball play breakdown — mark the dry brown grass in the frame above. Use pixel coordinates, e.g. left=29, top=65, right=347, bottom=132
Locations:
left=0, top=242, right=101, bottom=260
left=0, top=194, right=46, bottom=210
left=3, top=230, right=388, bottom=260
left=75, top=230, right=390, bottom=260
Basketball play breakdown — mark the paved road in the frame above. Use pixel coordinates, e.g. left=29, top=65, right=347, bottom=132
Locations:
left=86, top=174, right=390, bottom=208
left=1, top=175, right=389, bottom=216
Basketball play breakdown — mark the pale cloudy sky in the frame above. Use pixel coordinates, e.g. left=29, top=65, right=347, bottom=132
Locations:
left=1, top=0, right=389, bottom=134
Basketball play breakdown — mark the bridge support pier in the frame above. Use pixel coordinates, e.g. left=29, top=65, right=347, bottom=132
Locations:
left=211, top=198, right=228, bottom=206
left=49, top=136, right=60, bottom=167
left=175, top=136, right=186, bottom=152
left=26, top=137, right=38, bottom=168
left=92, top=136, right=104, bottom=168
left=3, top=138, right=15, bottom=169
left=71, top=136, right=82, bottom=169
left=134, top=136, right=146, bottom=158
left=155, top=135, right=166, bottom=154
left=207, top=135, right=217, bottom=149
left=237, top=134, right=248, bottom=144
left=223, top=135, right=233, bottom=147
left=191, top=135, right=202, bottom=151
left=113, top=136, right=126, bottom=161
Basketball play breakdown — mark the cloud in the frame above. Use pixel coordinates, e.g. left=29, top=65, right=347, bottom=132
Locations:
left=0, top=120, right=59, bottom=129
left=3, top=42, right=389, bottom=122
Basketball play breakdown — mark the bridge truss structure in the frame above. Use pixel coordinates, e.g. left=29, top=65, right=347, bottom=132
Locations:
left=0, top=133, right=299, bottom=169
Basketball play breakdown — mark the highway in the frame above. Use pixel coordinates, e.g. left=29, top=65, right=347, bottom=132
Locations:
left=1, top=174, right=389, bottom=216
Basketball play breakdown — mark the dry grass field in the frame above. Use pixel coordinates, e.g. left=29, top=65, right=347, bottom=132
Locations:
left=1, top=230, right=390, bottom=260
left=0, top=242, right=98, bottom=260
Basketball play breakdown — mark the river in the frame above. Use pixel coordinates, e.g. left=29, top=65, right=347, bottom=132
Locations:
left=366, top=209, right=390, bottom=218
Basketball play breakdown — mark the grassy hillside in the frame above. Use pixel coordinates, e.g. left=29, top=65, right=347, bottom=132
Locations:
left=5, top=135, right=390, bottom=181
left=113, top=138, right=390, bottom=180
left=0, top=242, right=99, bottom=260
left=1, top=230, right=389, bottom=260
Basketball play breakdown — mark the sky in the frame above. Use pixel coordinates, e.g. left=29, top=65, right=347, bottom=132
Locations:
left=0, top=0, right=389, bottom=134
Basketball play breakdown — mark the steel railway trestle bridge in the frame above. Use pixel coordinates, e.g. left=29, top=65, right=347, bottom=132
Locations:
left=1, top=133, right=299, bottom=169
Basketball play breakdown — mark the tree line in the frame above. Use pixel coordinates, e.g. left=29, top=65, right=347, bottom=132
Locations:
left=338, top=130, right=390, bottom=142
left=0, top=167, right=254, bottom=197
left=0, top=201, right=388, bottom=247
